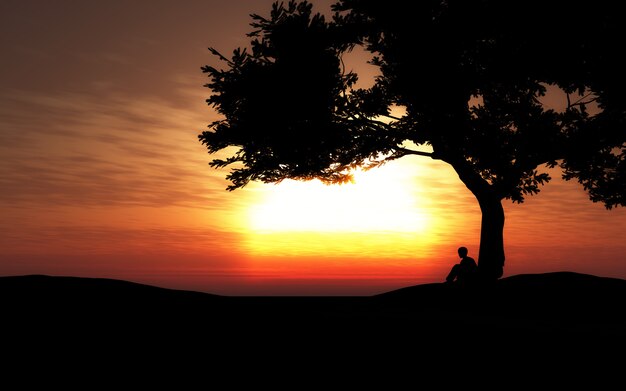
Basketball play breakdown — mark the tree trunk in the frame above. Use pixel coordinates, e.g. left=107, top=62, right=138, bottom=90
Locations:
left=447, top=157, right=505, bottom=283
left=476, top=193, right=505, bottom=282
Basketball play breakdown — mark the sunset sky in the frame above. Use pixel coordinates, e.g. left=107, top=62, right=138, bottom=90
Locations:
left=2, top=0, right=625, bottom=295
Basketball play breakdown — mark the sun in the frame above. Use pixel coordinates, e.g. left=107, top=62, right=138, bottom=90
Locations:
left=248, top=162, right=429, bottom=234
left=238, top=153, right=471, bottom=259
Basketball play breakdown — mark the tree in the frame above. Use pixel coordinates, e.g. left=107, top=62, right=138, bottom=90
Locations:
left=199, top=0, right=626, bottom=282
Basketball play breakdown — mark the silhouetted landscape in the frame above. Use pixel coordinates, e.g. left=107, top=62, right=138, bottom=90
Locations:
left=4, top=272, right=625, bottom=342
left=3, top=1, right=625, bottom=383
left=4, top=271, right=625, bottom=382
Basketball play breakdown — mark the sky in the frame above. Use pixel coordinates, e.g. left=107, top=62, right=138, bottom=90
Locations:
left=2, top=0, right=626, bottom=295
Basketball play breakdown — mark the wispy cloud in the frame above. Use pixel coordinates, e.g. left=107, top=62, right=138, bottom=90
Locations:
left=0, top=87, right=248, bottom=211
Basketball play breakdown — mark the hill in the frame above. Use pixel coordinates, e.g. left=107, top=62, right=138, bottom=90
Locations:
left=3, top=271, right=625, bottom=327
left=2, top=271, right=625, bottom=372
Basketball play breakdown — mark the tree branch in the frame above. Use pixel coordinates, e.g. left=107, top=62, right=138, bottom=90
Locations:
left=567, top=92, right=598, bottom=109
left=381, top=113, right=402, bottom=121
left=392, top=147, right=435, bottom=159
left=207, top=47, right=232, bottom=66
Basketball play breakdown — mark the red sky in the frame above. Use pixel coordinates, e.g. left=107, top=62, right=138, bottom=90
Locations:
left=2, top=0, right=625, bottom=295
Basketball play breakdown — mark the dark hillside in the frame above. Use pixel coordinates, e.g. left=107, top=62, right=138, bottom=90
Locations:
left=2, top=272, right=624, bottom=372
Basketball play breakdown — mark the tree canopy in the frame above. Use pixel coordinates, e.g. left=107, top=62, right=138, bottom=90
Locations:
left=199, top=0, right=626, bottom=280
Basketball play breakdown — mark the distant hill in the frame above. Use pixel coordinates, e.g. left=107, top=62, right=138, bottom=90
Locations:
left=2, top=271, right=625, bottom=376
left=1, top=273, right=221, bottom=305
left=3, top=271, right=625, bottom=319
left=2, top=272, right=625, bottom=353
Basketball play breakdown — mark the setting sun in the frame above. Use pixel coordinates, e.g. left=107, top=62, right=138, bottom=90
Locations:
left=241, top=158, right=457, bottom=259
left=248, top=165, right=428, bottom=233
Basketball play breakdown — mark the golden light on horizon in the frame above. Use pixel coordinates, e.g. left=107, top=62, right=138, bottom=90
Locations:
left=249, top=164, right=429, bottom=233
left=243, top=159, right=449, bottom=258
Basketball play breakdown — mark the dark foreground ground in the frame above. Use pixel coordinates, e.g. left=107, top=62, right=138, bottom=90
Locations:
left=2, top=271, right=625, bottom=383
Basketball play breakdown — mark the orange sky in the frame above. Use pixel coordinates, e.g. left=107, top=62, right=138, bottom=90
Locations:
left=1, top=0, right=625, bottom=295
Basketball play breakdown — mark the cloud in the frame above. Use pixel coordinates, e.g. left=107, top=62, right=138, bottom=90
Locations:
left=0, top=87, right=249, bottom=211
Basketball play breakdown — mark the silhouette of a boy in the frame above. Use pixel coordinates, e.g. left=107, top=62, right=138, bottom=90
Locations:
left=446, top=246, right=477, bottom=285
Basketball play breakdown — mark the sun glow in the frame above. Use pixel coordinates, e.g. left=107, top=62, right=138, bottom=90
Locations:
left=242, top=159, right=451, bottom=258
left=249, top=165, right=428, bottom=233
